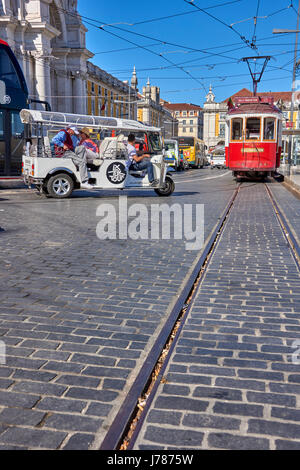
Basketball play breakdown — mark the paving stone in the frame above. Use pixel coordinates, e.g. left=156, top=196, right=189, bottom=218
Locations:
left=0, top=408, right=45, bottom=426
left=62, top=433, right=95, bottom=450
left=248, top=419, right=300, bottom=439
left=0, top=427, right=67, bottom=449
left=144, top=425, right=204, bottom=447
left=43, top=413, right=101, bottom=433
left=207, top=432, right=270, bottom=450
left=154, top=396, right=209, bottom=412
left=35, top=396, right=86, bottom=413
left=213, top=401, right=263, bottom=418
left=147, top=410, right=182, bottom=426
left=0, top=391, right=40, bottom=408
left=182, top=413, right=240, bottom=430
left=12, top=381, right=67, bottom=397
left=65, top=387, right=118, bottom=402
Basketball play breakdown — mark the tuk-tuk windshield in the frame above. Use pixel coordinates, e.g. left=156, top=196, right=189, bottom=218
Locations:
left=148, top=133, right=162, bottom=153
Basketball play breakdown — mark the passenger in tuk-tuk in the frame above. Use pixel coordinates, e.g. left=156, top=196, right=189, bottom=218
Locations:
left=79, top=128, right=102, bottom=166
left=127, top=133, right=158, bottom=186
left=51, top=127, right=95, bottom=189
left=79, top=128, right=99, bottom=154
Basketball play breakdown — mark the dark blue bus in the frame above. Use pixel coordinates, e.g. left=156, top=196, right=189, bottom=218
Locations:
left=0, top=39, right=28, bottom=176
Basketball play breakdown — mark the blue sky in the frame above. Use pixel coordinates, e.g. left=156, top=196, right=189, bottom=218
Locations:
left=77, top=0, right=300, bottom=105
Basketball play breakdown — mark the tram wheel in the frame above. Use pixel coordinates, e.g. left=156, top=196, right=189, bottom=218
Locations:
left=154, top=176, right=175, bottom=197
left=46, top=173, right=74, bottom=199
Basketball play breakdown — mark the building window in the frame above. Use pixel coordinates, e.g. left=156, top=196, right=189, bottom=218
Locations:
left=182, top=119, right=186, bottom=125
left=183, top=127, right=186, bottom=132
left=91, top=82, right=95, bottom=93
left=175, top=111, right=179, bottom=116
left=190, top=127, right=193, bottom=132
left=189, top=111, right=194, bottom=116
left=182, top=111, right=187, bottom=116
left=219, top=123, right=225, bottom=137
left=91, top=97, right=95, bottom=115
left=190, top=120, right=193, bottom=125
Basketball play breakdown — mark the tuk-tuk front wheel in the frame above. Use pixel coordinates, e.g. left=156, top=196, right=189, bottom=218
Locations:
left=46, top=173, right=74, bottom=198
left=154, top=176, right=175, bottom=197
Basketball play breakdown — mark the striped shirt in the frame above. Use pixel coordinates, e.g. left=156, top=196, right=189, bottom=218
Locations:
left=126, top=143, right=137, bottom=169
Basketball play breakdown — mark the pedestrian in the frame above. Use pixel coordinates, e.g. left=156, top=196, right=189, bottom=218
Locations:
left=126, top=133, right=158, bottom=186
left=51, top=127, right=94, bottom=189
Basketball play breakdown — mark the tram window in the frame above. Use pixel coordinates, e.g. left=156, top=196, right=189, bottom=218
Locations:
left=246, top=118, right=261, bottom=140
left=231, top=118, right=243, bottom=140
left=264, top=118, right=275, bottom=140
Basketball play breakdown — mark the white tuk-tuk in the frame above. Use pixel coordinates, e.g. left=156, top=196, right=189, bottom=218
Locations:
left=20, top=109, right=175, bottom=198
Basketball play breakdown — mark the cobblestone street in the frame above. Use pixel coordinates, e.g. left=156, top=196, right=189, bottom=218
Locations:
left=134, top=181, right=300, bottom=450
left=0, top=169, right=236, bottom=449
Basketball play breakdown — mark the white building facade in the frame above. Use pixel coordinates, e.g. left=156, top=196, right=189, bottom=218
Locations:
left=0, top=0, right=93, bottom=114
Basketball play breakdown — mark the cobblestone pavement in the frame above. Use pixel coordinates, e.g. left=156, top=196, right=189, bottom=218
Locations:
left=134, top=182, right=300, bottom=450
left=0, top=169, right=235, bottom=449
left=267, top=180, right=300, bottom=244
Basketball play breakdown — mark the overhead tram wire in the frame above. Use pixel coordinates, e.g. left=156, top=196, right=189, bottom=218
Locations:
left=105, top=47, right=296, bottom=76
left=183, top=0, right=259, bottom=52
left=95, top=25, right=208, bottom=94
left=55, top=5, right=250, bottom=64
left=55, top=8, right=209, bottom=93
left=252, top=0, right=261, bottom=48
left=127, top=0, right=243, bottom=25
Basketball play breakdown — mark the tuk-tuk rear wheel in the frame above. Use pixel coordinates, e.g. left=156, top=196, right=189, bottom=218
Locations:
left=46, top=173, right=74, bottom=198
left=154, top=176, right=175, bottom=197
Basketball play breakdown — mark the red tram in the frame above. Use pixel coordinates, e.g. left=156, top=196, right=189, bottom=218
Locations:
left=225, top=96, right=282, bottom=180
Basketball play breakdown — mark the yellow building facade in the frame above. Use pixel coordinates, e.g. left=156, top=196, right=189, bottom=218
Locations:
left=86, top=62, right=138, bottom=120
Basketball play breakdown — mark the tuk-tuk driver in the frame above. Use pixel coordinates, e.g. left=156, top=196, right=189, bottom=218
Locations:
left=51, top=127, right=94, bottom=189
left=126, top=133, right=158, bottom=186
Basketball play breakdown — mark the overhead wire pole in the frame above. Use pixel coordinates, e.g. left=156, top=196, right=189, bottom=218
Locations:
left=241, top=56, right=271, bottom=95
left=289, top=0, right=300, bottom=172
left=273, top=0, right=300, bottom=175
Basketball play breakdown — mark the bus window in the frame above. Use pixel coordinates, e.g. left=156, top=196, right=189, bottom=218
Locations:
left=264, top=117, right=275, bottom=140
left=0, top=111, right=3, bottom=140
left=0, top=47, right=22, bottom=92
left=246, top=117, right=261, bottom=140
left=231, top=118, right=243, bottom=141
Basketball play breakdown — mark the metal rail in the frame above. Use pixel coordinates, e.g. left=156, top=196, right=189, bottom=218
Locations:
left=99, top=184, right=241, bottom=450
left=265, top=183, right=300, bottom=267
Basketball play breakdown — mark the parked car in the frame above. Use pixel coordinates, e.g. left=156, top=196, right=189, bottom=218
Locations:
left=210, top=146, right=226, bottom=169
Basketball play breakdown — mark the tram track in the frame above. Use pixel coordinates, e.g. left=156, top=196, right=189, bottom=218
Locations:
left=265, top=183, right=300, bottom=267
left=99, top=180, right=300, bottom=450
left=99, top=184, right=241, bottom=450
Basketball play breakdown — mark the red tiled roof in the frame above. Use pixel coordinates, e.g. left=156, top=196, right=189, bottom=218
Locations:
left=162, top=102, right=202, bottom=111
left=223, top=88, right=292, bottom=103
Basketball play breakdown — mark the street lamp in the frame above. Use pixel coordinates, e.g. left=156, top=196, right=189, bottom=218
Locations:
left=273, top=0, right=300, bottom=175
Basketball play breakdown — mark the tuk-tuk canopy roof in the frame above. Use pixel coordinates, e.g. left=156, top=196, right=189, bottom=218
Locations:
left=19, top=109, right=160, bottom=133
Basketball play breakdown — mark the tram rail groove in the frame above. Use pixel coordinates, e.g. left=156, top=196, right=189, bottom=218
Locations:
left=265, top=183, right=300, bottom=267
left=99, top=185, right=241, bottom=451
